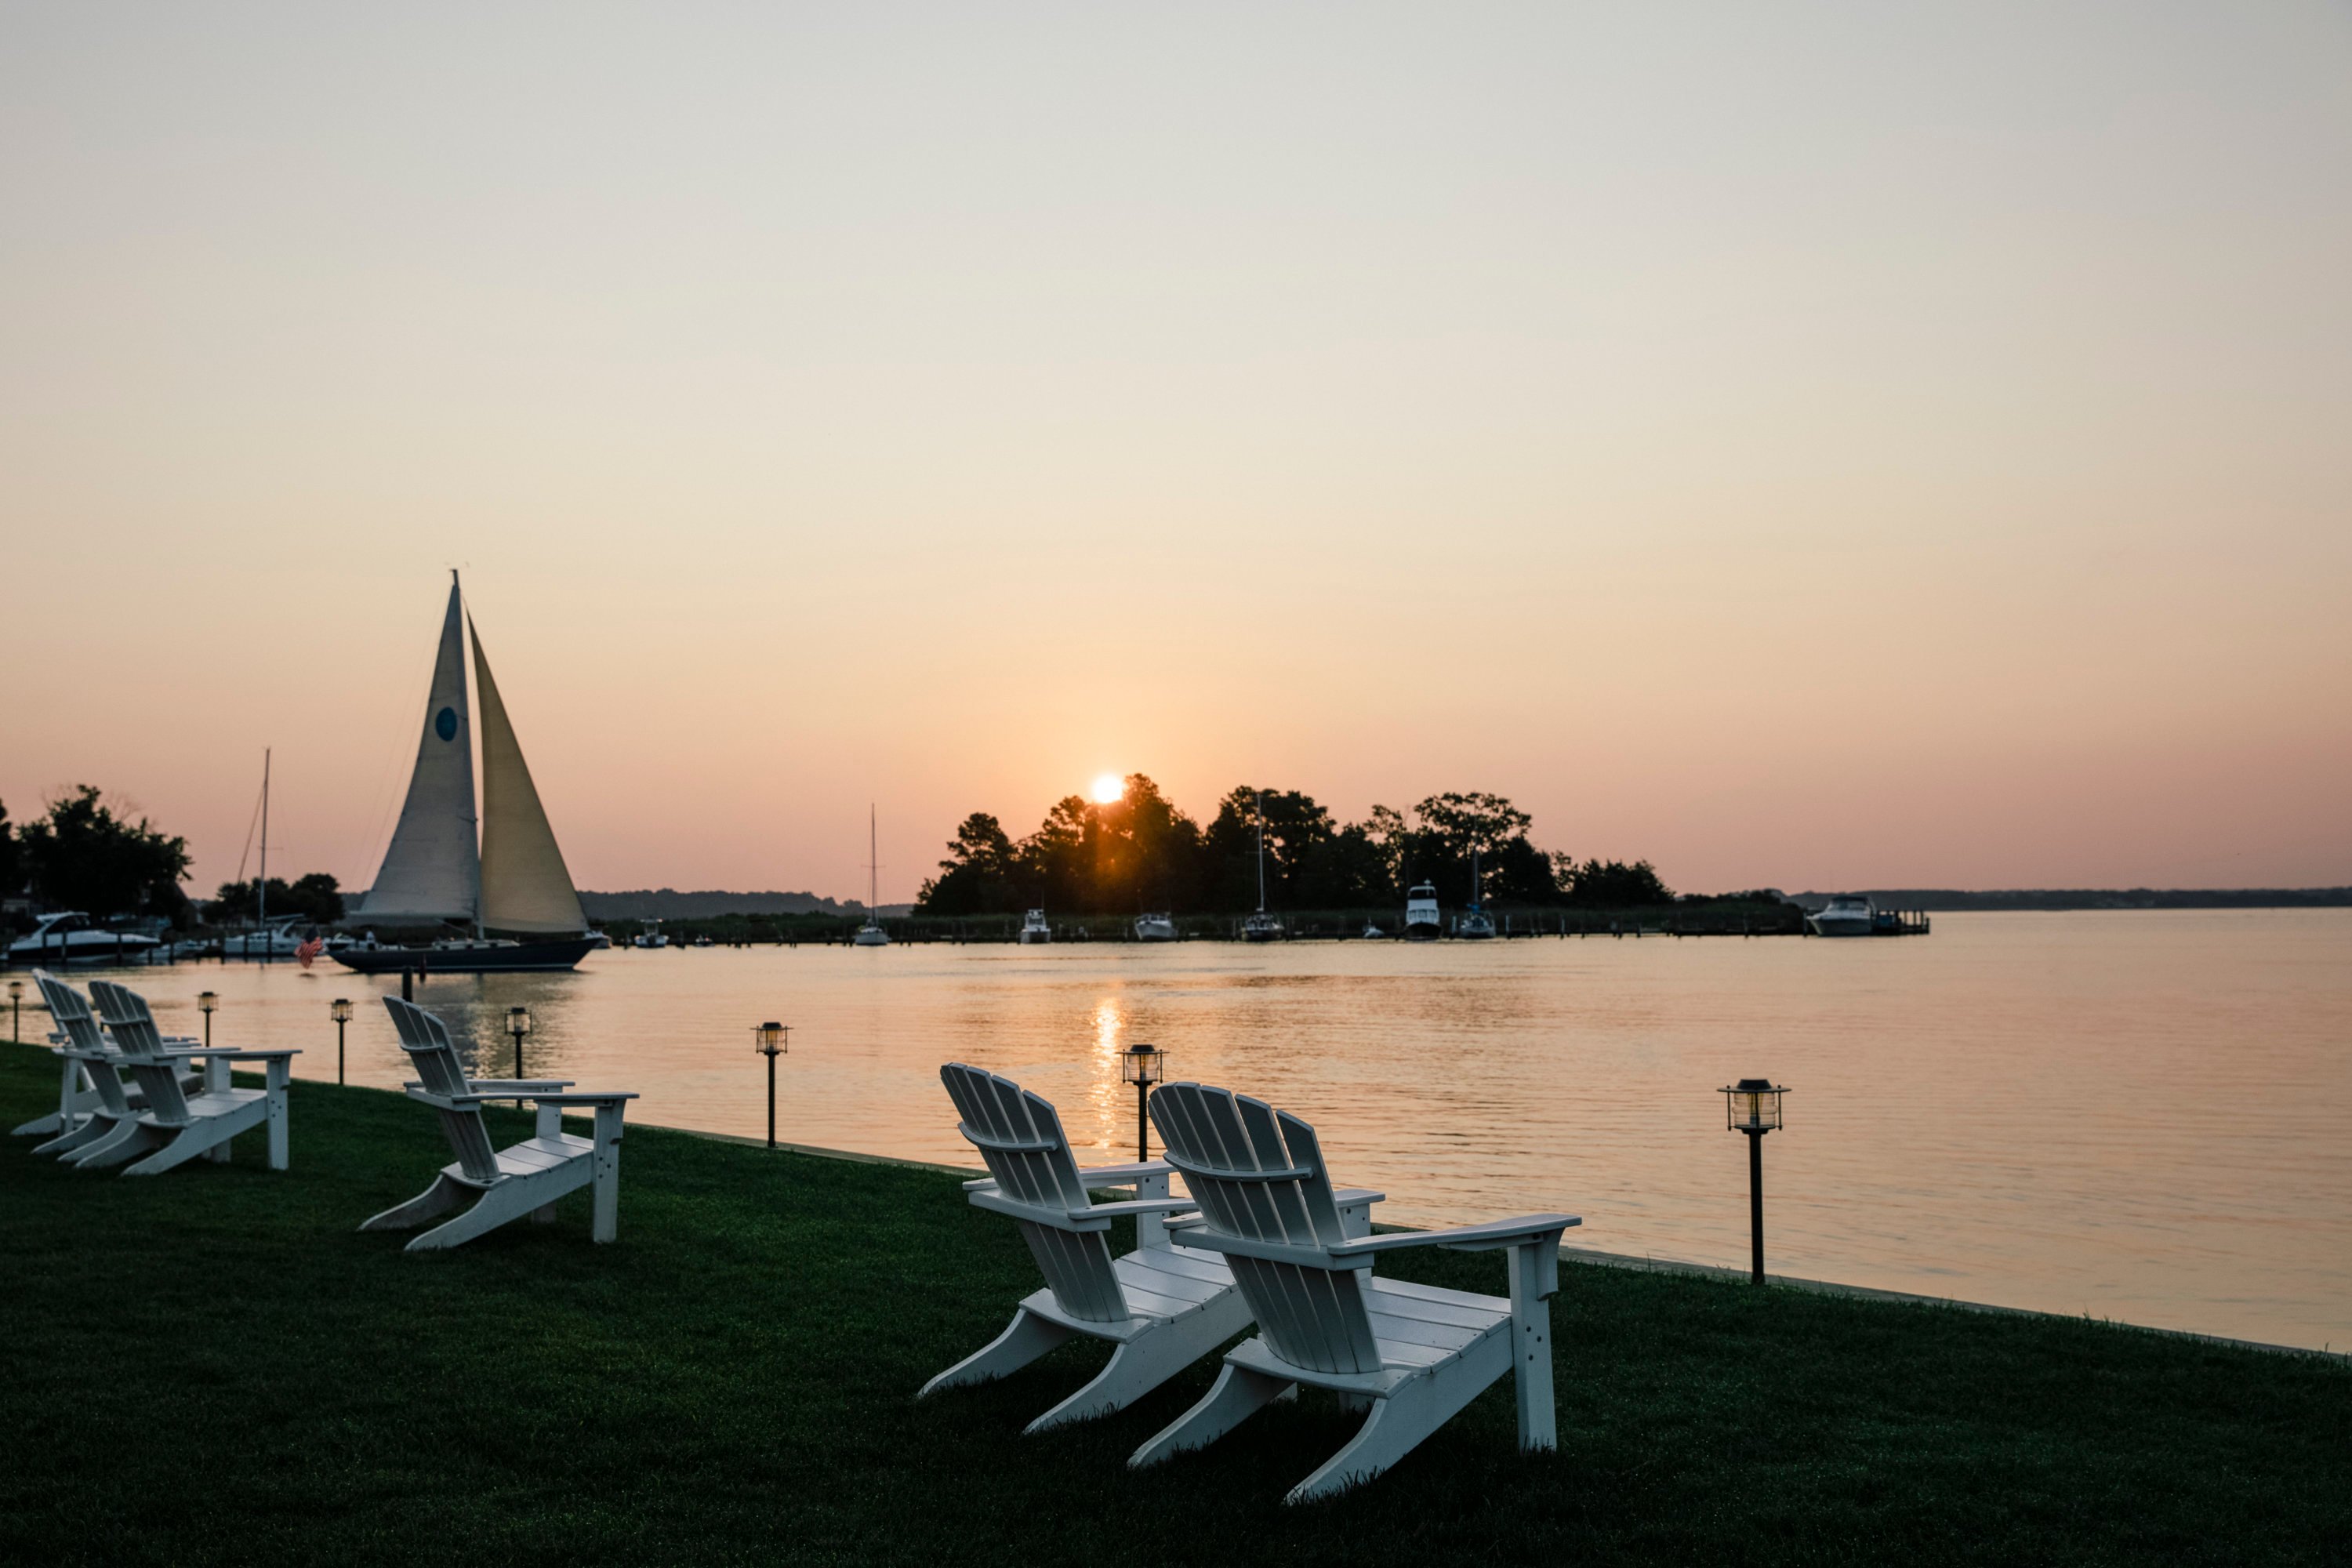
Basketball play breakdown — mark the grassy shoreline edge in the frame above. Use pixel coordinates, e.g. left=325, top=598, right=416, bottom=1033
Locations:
left=4, top=1042, right=2345, bottom=1566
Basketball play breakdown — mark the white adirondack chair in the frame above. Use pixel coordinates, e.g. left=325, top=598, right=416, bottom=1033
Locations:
left=82, top=979, right=299, bottom=1174
left=1131, top=1081, right=1579, bottom=1504
left=12, top=971, right=201, bottom=1140
left=920, top=1063, right=1386, bottom=1433
left=359, top=996, right=637, bottom=1250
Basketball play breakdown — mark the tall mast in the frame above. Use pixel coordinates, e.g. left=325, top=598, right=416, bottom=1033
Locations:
left=869, top=804, right=879, bottom=914
left=1254, top=790, right=1266, bottom=914
left=258, top=748, right=270, bottom=935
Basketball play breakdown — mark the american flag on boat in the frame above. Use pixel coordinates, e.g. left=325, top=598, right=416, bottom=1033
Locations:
left=296, top=937, right=325, bottom=968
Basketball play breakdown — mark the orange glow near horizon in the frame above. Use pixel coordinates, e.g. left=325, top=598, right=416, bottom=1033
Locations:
left=2, top=7, right=2349, bottom=900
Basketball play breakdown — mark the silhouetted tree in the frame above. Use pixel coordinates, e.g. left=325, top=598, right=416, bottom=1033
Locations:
left=17, top=786, right=191, bottom=924
left=1563, top=858, right=1674, bottom=906
left=916, top=813, right=1022, bottom=915
left=0, top=798, right=20, bottom=902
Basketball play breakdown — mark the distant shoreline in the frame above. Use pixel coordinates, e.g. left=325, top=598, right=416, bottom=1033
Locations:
left=1792, top=887, right=2352, bottom=913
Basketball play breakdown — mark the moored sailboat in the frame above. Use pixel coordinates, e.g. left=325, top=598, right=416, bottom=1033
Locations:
left=334, top=575, right=598, bottom=975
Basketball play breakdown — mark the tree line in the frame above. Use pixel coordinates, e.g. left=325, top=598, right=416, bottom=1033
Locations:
left=1, top=786, right=343, bottom=930
left=915, top=775, right=1677, bottom=916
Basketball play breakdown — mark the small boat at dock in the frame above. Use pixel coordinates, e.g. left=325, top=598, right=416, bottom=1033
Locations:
left=5, top=913, right=161, bottom=967
left=1807, top=895, right=1876, bottom=937
left=1134, top=913, right=1176, bottom=942
left=852, top=805, right=891, bottom=946
left=1018, top=909, right=1053, bottom=945
left=1403, top=884, right=1440, bottom=942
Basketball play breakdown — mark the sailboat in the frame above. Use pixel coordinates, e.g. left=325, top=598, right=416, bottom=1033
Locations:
left=853, top=805, right=891, bottom=946
left=1455, top=848, right=1496, bottom=939
left=333, top=574, right=600, bottom=975
left=1241, top=791, right=1283, bottom=942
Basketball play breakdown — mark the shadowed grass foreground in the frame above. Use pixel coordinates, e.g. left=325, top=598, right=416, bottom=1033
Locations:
left=1, top=1042, right=2343, bottom=1566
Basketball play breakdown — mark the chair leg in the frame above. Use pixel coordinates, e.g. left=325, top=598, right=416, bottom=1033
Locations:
left=122, top=1124, right=225, bottom=1177
left=404, top=1179, right=546, bottom=1252
left=33, top=1116, right=114, bottom=1157
left=70, top=1120, right=168, bottom=1170
left=1025, top=1308, right=1236, bottom=1433
left=359, top=1173, right=469, bottom=1232
left=1128, top=1362, right=1296, bottom=1470
left=919, top=1307, right=1075, bottom=1399
left=1287, top=1392, right=1432, bottom=1504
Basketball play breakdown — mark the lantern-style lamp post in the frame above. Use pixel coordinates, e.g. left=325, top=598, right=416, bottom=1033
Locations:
left=1722, top=1078, right=1788, bottom=1284
left=753, top=1022, right=789, bottom=1149
left=330, top=997, right=354, bottom=1084
left=1121, top=1043, right=1166, bottom=1161
left=506, top=1006, right=532, bottom=1079
left=197, top=990, right=219, bottom=1051
left=8, top=979, right=21, bottom=1044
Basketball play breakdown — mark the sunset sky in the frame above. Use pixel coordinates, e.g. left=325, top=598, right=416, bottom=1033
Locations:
left=5, top=2, right=2347, bottom=902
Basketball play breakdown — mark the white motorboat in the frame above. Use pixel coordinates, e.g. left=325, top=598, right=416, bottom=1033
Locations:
left=1361, top=922, right=1387, bottom=939
left=1018, top=909, right=1052, bottom=945
left=5, top=912, right=161, bottom=967
left=1134, top=912, right=1177, bottom=942
left=633, top=921, right=670, bottom=949
left=852, top=805, right=891, bottom=946
left=1807, top=894, right=1877, bottom=937
left=691, top=935, right=713, bottom=948
left=332, top=573, right=601, bottom=975
left=1403, top=884, right=1441, bottom=942
left=1456, top=850, right=1496, bottom=939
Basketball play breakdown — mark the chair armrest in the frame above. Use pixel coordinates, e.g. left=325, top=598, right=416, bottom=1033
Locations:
left=518, top=1091, right=638, bottom=1108
left=1327, top=1214, right=1581, bottom=1259
left=1332, top=1187, right=1386, bottom=1208
left=1074, top=1196, right=1201, bottom=1221
left=961, top=1176, right=1000, bottom=1193
left=1074, top=1160, right=1174, bottom=1183
left=467, top=1079, right=575, bottom=1093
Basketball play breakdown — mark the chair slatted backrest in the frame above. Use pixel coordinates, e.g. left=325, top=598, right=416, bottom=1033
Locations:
left=938, top=1063, right=1127, bottom=1324
left=382, top=997, right=502, bottom=1183
left=1149, top=1082, right=1381, bottom=1376
left=33, top=971, right=133, bottom=1116
left=86, top=980, right=193, bottom=1125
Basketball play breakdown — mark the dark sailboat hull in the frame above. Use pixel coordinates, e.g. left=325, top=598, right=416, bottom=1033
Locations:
left=330, top=937, right=599, bottom=975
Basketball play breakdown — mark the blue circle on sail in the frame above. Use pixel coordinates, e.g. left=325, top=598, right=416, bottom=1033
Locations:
left=435, top=706, right=458, bottom=742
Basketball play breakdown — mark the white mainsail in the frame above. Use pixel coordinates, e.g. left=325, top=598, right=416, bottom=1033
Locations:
left=471, top=618, right=586, bottom=935
left=361, top=579, right=481, bottom=922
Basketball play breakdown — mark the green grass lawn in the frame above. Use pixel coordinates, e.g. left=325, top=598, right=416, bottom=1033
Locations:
left=2, top=1041, right=2344, bottom=1566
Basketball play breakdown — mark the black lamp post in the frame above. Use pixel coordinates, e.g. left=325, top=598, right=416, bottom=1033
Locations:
left=753, top=1022, right=789, bottom=1149
left=197, top=990, right=218, bottom=1051
left=1722, top=1077, right=1788, bottom=1284
left=506, top=1005, right=531, bottom=1079
left=8, top=979, right=20, bottom=1045
left=1121, top=1043, right=1166, bottom=1161
left=330, top=997, right=353, bottom=1084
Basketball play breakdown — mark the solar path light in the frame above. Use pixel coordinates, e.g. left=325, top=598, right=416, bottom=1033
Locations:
left=198, top=989, right=218, bottom=1050
left=1722, top=1077, right=1788, bottom=1284
left=1121, top=1042, right=1166, bottom=1161
left=753, top=1022, right=789, bottom=1149
left=8, top=979, right=20, bottom=1044
left=506, top=1005, right=532, bottom=1080
left=331, top=997, right=354, bottom=1084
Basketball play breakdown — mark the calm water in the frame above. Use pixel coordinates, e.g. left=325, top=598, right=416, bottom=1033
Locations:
left=29, top=910, right=2350, bottom=1351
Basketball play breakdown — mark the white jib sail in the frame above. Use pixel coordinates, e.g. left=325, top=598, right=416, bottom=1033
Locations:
left=362, top=579, right=481, bottom=922
left=471, top=618, right=586, bottom=935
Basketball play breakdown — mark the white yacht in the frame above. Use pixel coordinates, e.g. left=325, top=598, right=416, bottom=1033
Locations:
left=5, top=912, right=161, bottom=967
left=1807, top=894, right=1877, bottom=938
left=1403, top=884, right=1441, bottom=942
left=632, top=920, right=670, bottom=949
left=1134, top=912, right=1177, bottom=942
left=852, top=805, right=891, bottom=946
left=1455, top=850, right=1496, bottom=939
left=1018, top=909, right=1052, bottom=945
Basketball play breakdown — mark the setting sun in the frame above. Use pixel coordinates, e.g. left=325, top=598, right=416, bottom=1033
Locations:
left=1090, top=773, right=1125, bottom=805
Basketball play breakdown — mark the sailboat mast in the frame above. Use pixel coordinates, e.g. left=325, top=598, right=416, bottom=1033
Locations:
left=1254, top=790, right=1266, bottom=913
left=258, top=748, right=270, bottom=933
left=870, top=804, right=879, bottom=913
